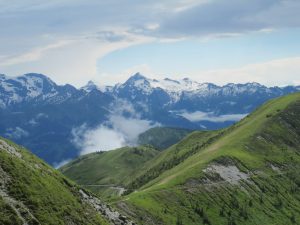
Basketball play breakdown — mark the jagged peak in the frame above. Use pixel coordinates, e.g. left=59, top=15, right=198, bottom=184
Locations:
left=80, top=80, right=106, bottom=93
left=23, top=73, right=49, bottom=79
left=22, top=73, right=56, bottom=84
left=126, top=72, right=147, bottom=82
left=83, top=80, right=97, bottom=88
left=244, top=82, right=265, bottom=87
left=223, top=82, right=265, bottom=88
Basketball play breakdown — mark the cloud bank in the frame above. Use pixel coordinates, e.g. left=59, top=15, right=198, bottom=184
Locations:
left=71, top=100, right=158, bottom=155
left=179, top=111, right=247, bottom=123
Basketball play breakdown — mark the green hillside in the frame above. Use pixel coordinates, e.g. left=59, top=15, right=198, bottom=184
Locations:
left=138, top=127, right=193, bottom=150
left=128, top=130, right=221, bottom=191
left=113, top=92, right=300, bottom=225
left=60, top=145, right=159, bottom=199
left=0, top=137, right=132, bottom=225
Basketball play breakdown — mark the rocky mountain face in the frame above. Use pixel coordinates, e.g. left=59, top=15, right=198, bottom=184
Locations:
left=0, top=72, right=299, bottom=164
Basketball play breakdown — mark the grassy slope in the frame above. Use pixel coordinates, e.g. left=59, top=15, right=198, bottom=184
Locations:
left=60, top=146, right=159, bottom=199
left=117, top=92, right=300, bottom=225
left=0, top=138, right=109, bottom=225
left=138, top=127, right=193, bottom=150
left=128, top=130, right=221, bottom=190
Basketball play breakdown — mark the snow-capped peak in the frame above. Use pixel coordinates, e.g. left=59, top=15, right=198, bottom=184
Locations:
left=114, top=73, right=281, bottom=103
left=149, top=76, right=204, bottom=93
left=81, top=81, right=99, bottom=92
left=0, top=73, right=62, bottom=106
left=120, top=73, right=152, bottom=94
left=81, top=80, right=114, bottom=93
left=125, top=72, right=147, bottom=83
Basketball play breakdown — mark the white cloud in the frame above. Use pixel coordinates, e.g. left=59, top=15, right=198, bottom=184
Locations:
left=179, top=111, right=247, bottom=122
left=5, top=127, right=29, bottom=139
left=96, top=56, right=300, bottom=87
left=155, top=0, right=300, bottom=38
left=109, top=115, right=155, bottom=145
left=0, top=40, right=74, bottom=67
left=71, top=100, right=158, bottom=155
left=1, top=31, right=154, bottom=87
left=190, top=57, right=300, bottom=87
left=71, top=124, right=126, bottom=155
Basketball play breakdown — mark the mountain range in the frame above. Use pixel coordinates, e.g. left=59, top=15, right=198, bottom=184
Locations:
left=1, top=72, right=299, bottom=164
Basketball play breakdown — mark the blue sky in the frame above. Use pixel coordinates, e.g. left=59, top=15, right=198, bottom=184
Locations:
left=0, top=0, right=300, bottom=86
left=99, top=29, right=300, bottom=74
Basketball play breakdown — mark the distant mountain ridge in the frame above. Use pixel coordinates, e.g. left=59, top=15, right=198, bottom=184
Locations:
left=1, top=72, right=299, bottom=110
left=0, top=72, right=299, bottom=164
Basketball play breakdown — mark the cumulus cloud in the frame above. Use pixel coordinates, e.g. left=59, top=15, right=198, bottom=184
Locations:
left=179, top=111, right=247, bottom=123
left=71, top=124, right=126, bottom=155
left=71, top=100, right=158, bottom=155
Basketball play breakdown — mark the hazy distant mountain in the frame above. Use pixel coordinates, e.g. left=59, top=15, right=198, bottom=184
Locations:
left=0, top=72, right=299, bottom=164
left=0, top=73, right=113, bottom=164
left=105, top=72, right=300, bottom=129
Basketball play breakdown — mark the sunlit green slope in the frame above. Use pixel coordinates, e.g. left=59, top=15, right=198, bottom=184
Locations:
left=118, top=92, right=300, bottom=225
left=0, top=138, right=109, bottom=225
left=138, top=127, right=193, bottom=150
left=60, top=145, right=159, bottom=199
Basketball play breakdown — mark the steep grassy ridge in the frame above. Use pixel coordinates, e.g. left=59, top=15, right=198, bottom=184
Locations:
left=117, top=93, right=300, bottom=225
left=138, top=127, right=193, bottom=150
left=60, top=146, right=159, bottom=199
left=0, top=137, right=134, bottom=225
left=128, top=130, right=221, bottom=191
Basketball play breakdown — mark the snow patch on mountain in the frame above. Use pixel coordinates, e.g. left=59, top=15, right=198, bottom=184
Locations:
left=0, top=73, right=80, bottom=107
left=177, top=110, right=248, bottom=123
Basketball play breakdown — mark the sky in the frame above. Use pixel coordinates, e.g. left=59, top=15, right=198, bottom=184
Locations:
left=1, top=0, right=300, bottom=87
